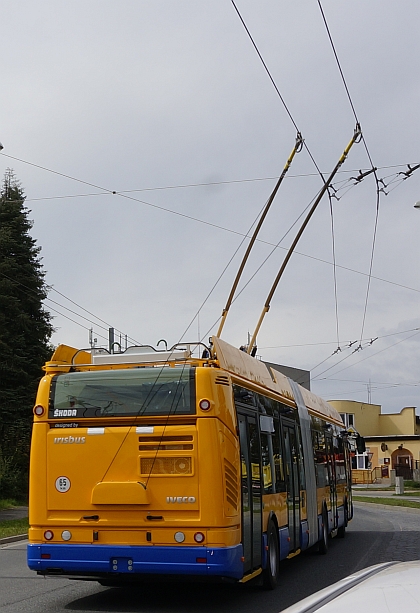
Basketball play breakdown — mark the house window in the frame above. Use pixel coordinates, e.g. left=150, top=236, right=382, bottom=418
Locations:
left=340, top=413, right=356, bottom=429
left=352, top=451, right=369, bottom=470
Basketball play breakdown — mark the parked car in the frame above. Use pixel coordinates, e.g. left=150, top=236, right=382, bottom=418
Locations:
left=281, top=561, right=420, bottom=613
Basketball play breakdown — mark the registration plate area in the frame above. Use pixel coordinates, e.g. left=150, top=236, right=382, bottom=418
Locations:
left=110, top=557, right=134, bottom=573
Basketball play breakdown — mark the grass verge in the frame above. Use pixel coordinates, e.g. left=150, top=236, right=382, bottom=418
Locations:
left=0, top=517, right=29, bottom=539
left=353, top=496, right=420, bottom=509
left=0, top=499, right=20, bottom=511
left=353, top=488, right=420, bottom=494
left=353, top=488, right=393, bottom=492
left=403, top=480, right=420, bottom=489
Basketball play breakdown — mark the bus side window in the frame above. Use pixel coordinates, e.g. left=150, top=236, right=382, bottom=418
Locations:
left=296, top=428, right=306, bottom=491
left=261, top=433, right=275, bottom=494
left=273, top=419, right=286, bottom=492
left=325, top=434, right=334, bottom=485
left=334, top=436, right=347, bottom=483
left=233, top=385, right=255, bottom=407
left=260, top=394, right=275, bottom=416
left=313, top=430, right=329, bottom=487
left=249, top=420, right=261, bottom=491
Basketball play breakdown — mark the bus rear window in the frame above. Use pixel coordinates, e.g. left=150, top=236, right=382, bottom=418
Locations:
left=49, top=367, right=195, bottom=418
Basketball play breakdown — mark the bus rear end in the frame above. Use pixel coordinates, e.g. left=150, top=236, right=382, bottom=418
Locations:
left=27, top=347, right=242, bottom=583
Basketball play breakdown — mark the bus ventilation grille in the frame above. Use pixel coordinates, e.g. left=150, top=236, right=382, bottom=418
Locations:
left=224, top=458, right=238, bottom=509
left=139, top=435, right=193, bottom=451
left=215, top=375, right=230, bottom=386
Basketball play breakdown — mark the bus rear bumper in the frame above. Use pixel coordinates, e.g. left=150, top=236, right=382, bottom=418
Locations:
left=27, top=543, right=244, bottom=580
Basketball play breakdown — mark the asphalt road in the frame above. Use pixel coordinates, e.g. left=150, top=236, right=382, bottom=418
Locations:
left=1, top=503, right=419, bottom=613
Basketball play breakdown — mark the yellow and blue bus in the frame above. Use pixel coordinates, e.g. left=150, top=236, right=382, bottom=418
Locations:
left=27, top=336, right=353, bottom=587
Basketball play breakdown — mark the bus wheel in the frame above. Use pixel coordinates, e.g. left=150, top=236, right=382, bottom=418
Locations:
left=262, top=522, right=279, bottom=590
left=337, top=504, right=348, bottom=539
left=318, top=508, right=329, bottom=555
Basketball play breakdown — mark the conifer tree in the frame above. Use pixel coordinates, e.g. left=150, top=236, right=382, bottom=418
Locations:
left=0, top=169, right=53, bottom=498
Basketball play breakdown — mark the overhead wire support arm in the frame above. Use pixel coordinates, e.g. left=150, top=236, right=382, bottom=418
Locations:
left=247, top=124, right=362, bottom=354
left=399, top=163, right=420, bottom=179
left=215, top=132, right=304, bottom=338
left=350, top=167, right=377, bottom=184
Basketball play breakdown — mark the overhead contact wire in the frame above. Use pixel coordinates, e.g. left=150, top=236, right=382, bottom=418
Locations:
left=2, top=152, right=419, bottom=297
left=231, top=0, right=325, bottom=181
left=0, top=271, right=109, bottom=342
left=313, top=330, right=420, bottom=380
left=328, top=190, right=341, bottom=350
left=215, top=133, right=304, bottom=338
left=4, top=162, right=415, bottom=205
left=317, top=0, right=383, bottom=353
left=47, top=285, right=141, bottom=344
left=179, top=198, right=272, bottom=343
left=247, top=126, right=361, bottom=354
left=0, top=270, right=137, bottom=346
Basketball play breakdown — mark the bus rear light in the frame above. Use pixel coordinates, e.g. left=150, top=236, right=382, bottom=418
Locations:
left=61, top=530, right=72, bottom=541
left=194, top=532, right=205, bottom=543
left=141, top=457, right=192, bottom=475
left=44, top=530, right=54, bottom=541
left=196, top=557, right=206, bottom=563
left=199, top=399, right=211, bottom=411
left=41, top=554, right=51, bottom=559
left=34, top=405, right=45, bottom=417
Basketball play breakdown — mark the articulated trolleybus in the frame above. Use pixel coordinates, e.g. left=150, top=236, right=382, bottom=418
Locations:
left=28, top=336, right=353, bottom=587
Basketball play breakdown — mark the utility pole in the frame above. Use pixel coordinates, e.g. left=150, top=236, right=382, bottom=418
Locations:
left=108, top=327, right=115, bottom=353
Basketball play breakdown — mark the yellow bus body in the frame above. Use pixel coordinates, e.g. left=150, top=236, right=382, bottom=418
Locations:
left=27, top=336, right=352, bottom=583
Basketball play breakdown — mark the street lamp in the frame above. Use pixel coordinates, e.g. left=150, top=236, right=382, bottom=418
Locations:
left=415, top=201, right=420, bottom=210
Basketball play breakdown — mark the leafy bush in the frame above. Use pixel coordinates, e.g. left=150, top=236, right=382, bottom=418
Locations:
left=0, top=454, right=28, bottom=501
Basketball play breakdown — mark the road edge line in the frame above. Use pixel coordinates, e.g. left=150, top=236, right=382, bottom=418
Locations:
left=0, top=534, right=28, bottom=545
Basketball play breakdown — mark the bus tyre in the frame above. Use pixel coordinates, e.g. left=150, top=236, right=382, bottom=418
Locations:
left=262, top=522, right=279, bottom=590
left=337, top=504, right=348, bottom=539
left=318, top=508, right=329, bottom=555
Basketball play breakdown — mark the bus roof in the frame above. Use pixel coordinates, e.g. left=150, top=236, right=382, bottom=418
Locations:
left=45, top=338, right=343, bottom=427
left=211, top=336, right=343, bottom=427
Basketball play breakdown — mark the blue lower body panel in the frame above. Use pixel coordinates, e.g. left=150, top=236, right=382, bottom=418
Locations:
left=279, top=527, right=290, bottom=560
left=300, top=520, right=309, bottom=551
left=27, top=543, right=243, bottom=579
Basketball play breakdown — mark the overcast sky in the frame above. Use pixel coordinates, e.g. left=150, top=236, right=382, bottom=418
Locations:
left=1, top=0, right=419, bottom=414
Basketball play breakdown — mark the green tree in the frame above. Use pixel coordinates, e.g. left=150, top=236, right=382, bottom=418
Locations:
left=0, top=169, right=53, bottom=499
